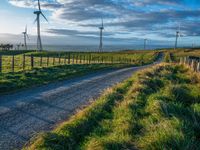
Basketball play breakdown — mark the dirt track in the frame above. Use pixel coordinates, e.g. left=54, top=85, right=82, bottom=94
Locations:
left=0, top=61, right=160, bottom=150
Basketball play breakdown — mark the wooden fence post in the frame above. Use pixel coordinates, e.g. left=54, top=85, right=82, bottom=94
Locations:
left=72, top=54, right=74, bottom=64
left=197, top=61, right=200, bottom=72
left=53, top=57, right=55, bottom=66
left=59, top=54, right=61, bottom=65
left=194, top=60, right=198, bottom=72
left=64, top=55, right=67, bottom=64
left=31, top=55, right=34, bottom=69
left=68, top=53, right=70, bottom=64
left=40, top=56, right=43, bottom=67
left=23, top=54, right=25, bottom=70
left=191, top=59, right=194, bottom=70
left=0, top=55, right=2, bottom=73
left=87, top=55, right=89, bottom=64
left=89, top=54, right=91, bottom=64
left=80, top=55, right=82, bottom=64
left=76, top=54, right=78, bottom=64
left=184, top=57, right=187, bottom=65
left=12, top=55, right=14, bottom=72
left=179, top=57, right=183, bottom=64
left=47, top=56, right=49, bottom=66
left=83, top=55, right=85, bottom=64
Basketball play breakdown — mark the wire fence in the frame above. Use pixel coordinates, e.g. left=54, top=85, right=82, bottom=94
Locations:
left=179, top=56, right=200, bottom=72
left=0, top=53, right=136, bottom=73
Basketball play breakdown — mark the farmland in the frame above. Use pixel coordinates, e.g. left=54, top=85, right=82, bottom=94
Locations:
left=0, top=50, right=158, bottom=73
left=0, top=50, right=159, bottom=94
left=168, top=49, right=200, bottom=61
left=26, top=63, right=200, bottom=150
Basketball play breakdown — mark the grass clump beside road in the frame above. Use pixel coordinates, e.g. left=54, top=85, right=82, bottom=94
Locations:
left=26, top=63, right=200, bottom=150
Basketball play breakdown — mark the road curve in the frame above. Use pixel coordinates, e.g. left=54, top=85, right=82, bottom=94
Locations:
left=0, top=61, right=160, bottom=150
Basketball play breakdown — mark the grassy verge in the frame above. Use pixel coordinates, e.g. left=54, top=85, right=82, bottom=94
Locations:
left=26, top=63, right=200, bottom=150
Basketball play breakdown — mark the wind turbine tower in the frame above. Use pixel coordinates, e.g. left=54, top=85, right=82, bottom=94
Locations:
left=144, top=39, right=147, bottom=50
left=34, top=0, right=48, bottom=51
left=22, top=25, right=29, bottom=50
left=99, top=18, right=104, bottom=52
left=174, top=26, right=181, bottom=50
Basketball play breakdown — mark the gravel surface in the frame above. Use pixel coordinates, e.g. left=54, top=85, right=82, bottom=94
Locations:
left=0, top=62, right=159, bottom=150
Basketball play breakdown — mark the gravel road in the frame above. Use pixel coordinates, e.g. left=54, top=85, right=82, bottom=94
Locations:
left=0, top=61, right=160, bottom=150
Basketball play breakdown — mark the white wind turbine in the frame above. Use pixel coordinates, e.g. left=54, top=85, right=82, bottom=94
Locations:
left=99, top=18, right=104, bottom=52
left=34, top=0, right=48, bottom=51
left=174, top=25, right=181, bottom=50
left=22, top=25, right=29, bottom=50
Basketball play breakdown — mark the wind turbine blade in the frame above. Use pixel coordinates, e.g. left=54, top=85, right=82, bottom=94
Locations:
left=27, top=34, right=30, bottom=40
left=41, top=12, right=48, bottom=22
left=25, top=25, right=27, bottom=33
left=34, top=17, right=37, bottom=24
left=38, top=0, right=41, bottom=11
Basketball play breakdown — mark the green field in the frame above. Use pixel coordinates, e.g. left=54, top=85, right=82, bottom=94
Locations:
left=0, top=50, right=158, bottom=73
left=26, top=63, right=200, bottom=150
left=0, top=50, right=159, bottom=94
left=168, top=49, right=200, bottom=61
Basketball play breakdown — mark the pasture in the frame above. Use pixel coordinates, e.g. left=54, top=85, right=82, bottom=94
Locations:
left=0, top=50, right=159, bottom=94
left=0, top=50, right=158, bottom=73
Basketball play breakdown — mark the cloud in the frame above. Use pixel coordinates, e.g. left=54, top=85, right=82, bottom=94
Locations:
left=8, top=0, right=63, bottom=10
left=7, top=0, right=200, bottom=46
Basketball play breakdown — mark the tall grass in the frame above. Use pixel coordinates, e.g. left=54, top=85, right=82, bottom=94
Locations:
left=26, top=63, right=200, bottom=150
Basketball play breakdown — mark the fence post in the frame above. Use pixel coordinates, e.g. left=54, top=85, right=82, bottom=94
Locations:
left=87, top=55, right=89, bottom=64
left=194, top=60, right=198, bottom=72
left=64, top=55, right=67, bottom=64
left=58, top=54, right=61, bottom=65
left=68, top=53, right=70, bottom=64
left=83, top=55, right=85, bottom=64
left=76, top=54, right=78, bottom=64
left=53, top=57, right=55, bottom=66
left=31, top=55, right=34, bottom=69
left=12, top=55, right=14, bottom=72
left=184, top=57, right=187, bottom=65
left=80, top=55, right=82, bottom=64
left=0, top=55, right=2, bottom=73
left=179, top=57, right=183, bottom=64
left=89, top=54, right=91, bottom=64
left=72, top=54, right=74, bottom=64
left=190, top=59, right=194, bottom=70
left=40, top=56, right=43, bottom=67
left=197, top=61, right=200, bottom=72
left=47, top=56, right=49, bottom=66
left=23, top=54, right=25, bottom=70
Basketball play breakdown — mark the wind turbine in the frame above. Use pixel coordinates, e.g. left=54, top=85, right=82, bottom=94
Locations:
left=144, top=39, right=147, bottom=50
left=174, top=25, right=181, bottom=50
left=22, top=25, right=29, bottom=50
left=34, top=0, right=48, bottom=51
left=99, top=18, right=104, bottom=52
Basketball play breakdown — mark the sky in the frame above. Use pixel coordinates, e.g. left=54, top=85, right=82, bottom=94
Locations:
left=0, top=0, right=200, bottom=48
